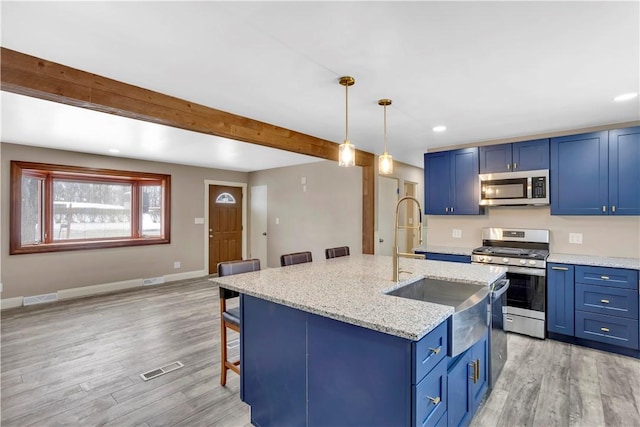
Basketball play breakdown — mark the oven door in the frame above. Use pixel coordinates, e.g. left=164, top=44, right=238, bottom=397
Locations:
left=504, top=266, right=546, bottom=313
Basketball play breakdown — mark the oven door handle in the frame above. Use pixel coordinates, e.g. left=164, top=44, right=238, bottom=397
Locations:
left=491, top=279, right=510, bottom=298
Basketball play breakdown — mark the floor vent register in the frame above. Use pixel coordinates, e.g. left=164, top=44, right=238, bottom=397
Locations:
left=140, top=361, right=184, bottom=381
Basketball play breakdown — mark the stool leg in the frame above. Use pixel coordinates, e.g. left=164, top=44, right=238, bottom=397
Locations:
left=220, top=321, right=228, bottom=386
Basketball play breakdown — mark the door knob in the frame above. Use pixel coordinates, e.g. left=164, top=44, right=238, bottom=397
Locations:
left=379, top=238, right=384, bottom=243
left=209, top=235, right=213, bottom=238
left=262, top=232, right=267, bottom=236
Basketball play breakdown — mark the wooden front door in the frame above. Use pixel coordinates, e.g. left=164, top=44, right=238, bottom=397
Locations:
left=209, top=185, right=243, bottom=274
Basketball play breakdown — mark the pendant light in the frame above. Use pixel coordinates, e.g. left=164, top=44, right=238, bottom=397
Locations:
left=378, top=99, right=393, bottom=175
left=338, top=76, right=356, bottom=167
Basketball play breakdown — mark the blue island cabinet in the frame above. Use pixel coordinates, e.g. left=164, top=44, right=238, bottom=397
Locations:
left=240, top=294, right=451, bottom=427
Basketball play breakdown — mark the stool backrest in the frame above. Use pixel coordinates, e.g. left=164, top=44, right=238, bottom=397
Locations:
left=325, top=246, right=350, bottom=259
left=280, top=251, right=313, bottom=267
left=217, top=259, right=261, bottom=299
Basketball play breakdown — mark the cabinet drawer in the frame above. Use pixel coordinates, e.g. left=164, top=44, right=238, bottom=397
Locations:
left=413, top=357, right=447, bottom=427
left=575, top=311, right=639, bottom=350
left=413, top=319, right=448, bottom=384
left=426, top=253, right=471, bottom=264
left=575, top=266, right=638, bottom=290
left=576, top=283, right=639, bottom=319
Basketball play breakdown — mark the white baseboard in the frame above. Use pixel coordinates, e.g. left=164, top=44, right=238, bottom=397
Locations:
left=1, top=270, right=208, bottom=309
left=1, top=297, right=24, bottom=310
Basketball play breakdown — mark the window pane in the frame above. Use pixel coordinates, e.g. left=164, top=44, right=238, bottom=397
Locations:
left=141, top=185, right=162, bottom=237
left=52, top=180, right=132, bottom=240
left=21, top=176, right=43, bottom=244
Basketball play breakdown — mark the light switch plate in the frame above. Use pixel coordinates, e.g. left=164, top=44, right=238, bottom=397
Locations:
left=569, top=233, right=583, bottom=244
left=452, top=229, right=462, bottom=238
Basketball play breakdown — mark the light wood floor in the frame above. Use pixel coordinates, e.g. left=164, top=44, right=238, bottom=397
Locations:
left=2, top=278, right=639, bottom=427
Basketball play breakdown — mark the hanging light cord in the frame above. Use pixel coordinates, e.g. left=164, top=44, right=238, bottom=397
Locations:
left=383, top=103, right=388, bottom=153
left=344, top=83, right=349, bottom=142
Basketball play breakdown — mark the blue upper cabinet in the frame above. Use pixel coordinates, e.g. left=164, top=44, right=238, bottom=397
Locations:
left=551, top=126, right=639, bottom=215
left=608, top=127, right=640, bottom=215
left=479, top=139, right=549, bottom=173
left=424, top=148, right=483, bottom=215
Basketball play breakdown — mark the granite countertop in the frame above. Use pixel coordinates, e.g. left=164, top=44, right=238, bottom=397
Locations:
left=412, top=245, right=475, bottom=256
left=548, top=253, right=640, bottom=270
left=210, top=254, right=507, bottom=341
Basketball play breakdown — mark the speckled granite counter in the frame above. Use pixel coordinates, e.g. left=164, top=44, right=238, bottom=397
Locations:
left=210, top=254, right=507, bottom=341
left=548, top=253, right=640, bottom=270
left=412, top=245, right=474, bottom=255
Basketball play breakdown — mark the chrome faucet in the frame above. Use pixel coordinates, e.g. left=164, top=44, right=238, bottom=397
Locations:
left=393, top=196, right=426, bottom=282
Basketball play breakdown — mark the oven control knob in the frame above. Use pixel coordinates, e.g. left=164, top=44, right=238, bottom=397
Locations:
left=487, top=257, right=492, bottom=262
left=519, top=259, right=526, bottom=265
left=479, top=256, right=485, bottom=262
left=502, top=258, right=509, bottom=263
left=529, top=260, right=536, bottom=265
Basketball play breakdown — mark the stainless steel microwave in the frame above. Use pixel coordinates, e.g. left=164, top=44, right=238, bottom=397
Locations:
left=479, top=169, right=549, bottom=206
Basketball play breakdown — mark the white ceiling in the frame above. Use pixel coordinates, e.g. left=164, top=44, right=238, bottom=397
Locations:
left=1, top=1, right=639, bottom=171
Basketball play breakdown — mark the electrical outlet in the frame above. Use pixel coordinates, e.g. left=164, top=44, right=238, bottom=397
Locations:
left=569, top=233, right=583, bottom=244
left=173, top=261, right=181, bottom=269
left=452, top=229, right=462, bottom=238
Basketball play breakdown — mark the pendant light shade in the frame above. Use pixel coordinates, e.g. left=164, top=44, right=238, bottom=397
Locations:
left=378, top=99, right=393, bottom=175
left=338, top=76, right=356, bottom=167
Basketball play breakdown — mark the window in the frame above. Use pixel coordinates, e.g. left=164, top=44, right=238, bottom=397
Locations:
left=11, top=161, right=171, bottom=254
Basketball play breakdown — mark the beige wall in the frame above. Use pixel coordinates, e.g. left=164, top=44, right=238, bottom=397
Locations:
left=1, top=143, right=248, bottom=299
left=249, top=160, right=362, bottom=268
left=426, top=206, right=640, bottom=258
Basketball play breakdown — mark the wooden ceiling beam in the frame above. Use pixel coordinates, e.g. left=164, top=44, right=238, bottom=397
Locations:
left=0, top=47, right=374, bottom=166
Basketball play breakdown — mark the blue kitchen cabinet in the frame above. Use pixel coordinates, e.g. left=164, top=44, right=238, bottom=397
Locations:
left=479, top=139, right=549, bottom=173
left=424, top=148, right=483, bottom=215
left=241, top=294, right=307, bottom=425
left=608, top=127, right=640, bottom=215
left=547, top=263, right=575, bottom=336
left=550, top=126, right=639, bottom=215
left=446, top=330, right=488, bottom=427
left=241, top=294, right=452, bottom=427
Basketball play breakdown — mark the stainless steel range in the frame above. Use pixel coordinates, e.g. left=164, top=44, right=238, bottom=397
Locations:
left=472, top=228, right=549, bottom=339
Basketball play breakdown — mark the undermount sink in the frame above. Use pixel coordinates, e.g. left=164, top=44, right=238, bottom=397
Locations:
left=386, top=277, right=490, bottom=356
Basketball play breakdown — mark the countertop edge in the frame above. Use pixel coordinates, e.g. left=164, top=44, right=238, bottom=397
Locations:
left=548, top=253, right=640, bottom=270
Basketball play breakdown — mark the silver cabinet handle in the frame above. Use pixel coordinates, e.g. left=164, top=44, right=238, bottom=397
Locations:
left=513, top=162, right=518, bottom=170
left=428, top=346, right=441, bottom=355
left=602, top=205, right=607, bottom=213
left=551, top=266, right=569, bottom=271
left=506, top=163, right=511, bottom=170
left=451, top=207, right=454, bottom=213
left=600, top=299, right=610, bottom=304
left=601, top=327, right=610, bottom=332
left=612, top=205, right=616, bottom=213
left=600, top=276, right=609, bottom=280
left=445, top=207, right=449, bottom=213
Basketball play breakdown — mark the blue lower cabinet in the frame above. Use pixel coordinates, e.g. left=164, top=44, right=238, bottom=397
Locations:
left=240, top=295, right=455, bottom=427
left=547, top=264, right=575, bottom=336
left=576, top=283, right=639, bottom=319
left=446, top=331, right=488, bottom=427
left=307, top=313, right=412, bottom=427
left=241, top=295, right=307, bottom=426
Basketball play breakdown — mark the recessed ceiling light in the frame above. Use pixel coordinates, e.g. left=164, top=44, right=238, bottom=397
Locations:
left=432, top=126, right=447, bottom=132
left=108, top=148, right=120, bottom=154
left=613, top=92, right=638, bottom=102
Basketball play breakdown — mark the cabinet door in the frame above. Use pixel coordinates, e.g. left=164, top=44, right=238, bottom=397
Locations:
left=450, top=148, right=482, bottom=215
left=547, top=263, right=575, bottom=335
left=512, top=139, right=550, bottom=171
left=424, top=152, right=452, bottom=215
left=469, top=332, right=488, bottom=413
left=479, top=144, right=512, bottom=173
left=446, top=354, right=472, bottom=427
left=608, top=126, right=640, bottom=215
left=550, top=131, right=608, bottom=215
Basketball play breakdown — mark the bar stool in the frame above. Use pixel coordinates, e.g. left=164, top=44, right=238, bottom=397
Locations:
left=217, top=258, right=261, bottom=386
left=325, top=246, right=350, bottom=259
left=280, top=251, right=313, bottom=267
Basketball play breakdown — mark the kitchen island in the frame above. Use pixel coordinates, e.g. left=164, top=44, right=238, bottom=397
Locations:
left=211, top=254, right=507, bottom=427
